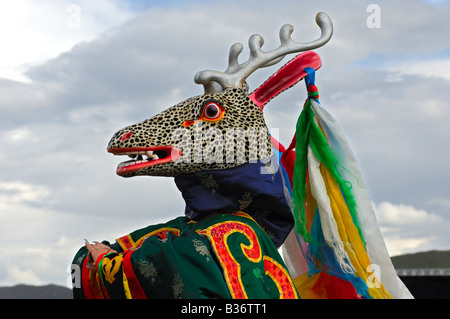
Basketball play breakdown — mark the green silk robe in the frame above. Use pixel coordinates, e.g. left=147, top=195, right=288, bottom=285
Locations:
left=72, top=212, right=298, bottom=299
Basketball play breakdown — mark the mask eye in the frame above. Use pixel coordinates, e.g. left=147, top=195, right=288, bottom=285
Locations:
left=182, top=100, right=225, bottom=127
left=204, top=102, right=221, bottom=119
left=199, top=100, right=225, bottom=122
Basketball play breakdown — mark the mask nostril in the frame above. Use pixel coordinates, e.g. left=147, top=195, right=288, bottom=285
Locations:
left=121, top=132, right=133, bottom=141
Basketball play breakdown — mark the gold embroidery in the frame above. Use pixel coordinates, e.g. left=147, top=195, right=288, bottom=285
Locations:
left=238, top=192, right=252, bottom=210
left=193, top=238, right=211, bottom=263
left=197, top=172, right=219, bottom=195
left=172, top=273, right=184, bottom=298
left=138, top=259, right=158, bottom=283
left=102, top=254, right=124, bottom=284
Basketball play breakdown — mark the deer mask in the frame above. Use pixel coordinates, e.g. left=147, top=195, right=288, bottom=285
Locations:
left=106, top=13, right=333, bottom=178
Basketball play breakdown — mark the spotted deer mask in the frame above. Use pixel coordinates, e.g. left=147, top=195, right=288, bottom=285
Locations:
left=107, top=13, right=333, bottom=177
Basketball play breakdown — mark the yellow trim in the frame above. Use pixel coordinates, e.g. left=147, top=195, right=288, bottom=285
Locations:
left=116, top=234, right=135, bottom=251
left=122, top=269, right=132, bottom=299
left=132, top=227, right=180, bottom=249
left=117, top=227, right=181, bottom=251
left=222, top=230, right=248, bottom=298
left=264, top=256, right=298, bottom=299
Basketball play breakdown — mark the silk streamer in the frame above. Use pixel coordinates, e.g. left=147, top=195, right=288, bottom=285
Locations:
left=279, top=67, right=413, bottom=299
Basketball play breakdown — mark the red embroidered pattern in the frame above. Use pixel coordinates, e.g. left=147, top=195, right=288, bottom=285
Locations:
left=198, top=221, right=261, bottom=299
left=199, top=218, right=297, bottom=299
left=264, top=256, right=298, bottom=299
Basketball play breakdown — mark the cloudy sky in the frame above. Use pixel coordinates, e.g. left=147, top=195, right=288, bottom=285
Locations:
left=0, top=0, right=449, bottom=288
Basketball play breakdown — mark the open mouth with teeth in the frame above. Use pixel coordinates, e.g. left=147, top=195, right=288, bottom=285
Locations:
left=108, top=146, right=182, bottom=176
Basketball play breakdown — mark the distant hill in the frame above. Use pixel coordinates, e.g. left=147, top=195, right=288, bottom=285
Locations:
left=0, top=284, right=72, bottom=299
left=391, top=250, right=450, bottom=299
left=391, top=250, right=450, bottom=269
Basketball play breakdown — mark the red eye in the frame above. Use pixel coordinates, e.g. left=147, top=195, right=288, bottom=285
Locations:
left=204, top=102, right=221, bottom=119
left=182, top=100, right=225, bottom=127
left=201, top=101, right=225, bottom=122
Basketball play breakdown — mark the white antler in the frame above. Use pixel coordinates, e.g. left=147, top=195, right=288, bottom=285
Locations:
left=194, top=12, right=333, bottom=94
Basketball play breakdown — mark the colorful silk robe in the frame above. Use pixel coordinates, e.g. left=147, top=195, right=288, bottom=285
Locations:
left=72, top=212, right=298, bottom=299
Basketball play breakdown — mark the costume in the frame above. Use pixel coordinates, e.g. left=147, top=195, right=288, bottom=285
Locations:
left=72, top=212, right=297, bottom=299
left=72, top=12, right=412, bottom=299
left=73, top=159, right=298, bottom=299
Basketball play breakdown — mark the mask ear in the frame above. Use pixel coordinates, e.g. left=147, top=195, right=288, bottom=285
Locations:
left=248, top=51, right=322, bottom=111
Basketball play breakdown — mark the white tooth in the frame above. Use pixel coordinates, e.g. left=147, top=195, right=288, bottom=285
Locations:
left=138, top=151, right=145, bottom=155
left=146, top=151, right=153, bottom=157
left=152, top=154, right=159, bottom=160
